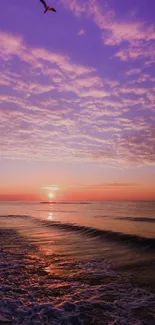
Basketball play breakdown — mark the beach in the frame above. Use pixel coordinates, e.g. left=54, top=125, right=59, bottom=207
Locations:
left=0, top=202, right=155, bottom=324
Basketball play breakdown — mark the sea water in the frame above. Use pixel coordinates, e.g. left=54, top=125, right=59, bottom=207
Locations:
left=0, top=201, right=155, bottom=324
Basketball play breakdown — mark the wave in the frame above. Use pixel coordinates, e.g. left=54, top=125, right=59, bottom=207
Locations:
left=45, top=221, right=155, bottom=251
left=94, top=215, right=155, bottom=223
left=114, top=216, right=155, bottom=223
left=94, top=215, right=109, bottom=219
left=2, top=215, right=155, bottom=250
left=0, top=215, right=31, bottom=219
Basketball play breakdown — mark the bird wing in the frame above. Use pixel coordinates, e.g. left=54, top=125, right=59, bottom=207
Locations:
left=49, top=7, right=56, bottom=12
left=39, top=0, right=48, bottom=9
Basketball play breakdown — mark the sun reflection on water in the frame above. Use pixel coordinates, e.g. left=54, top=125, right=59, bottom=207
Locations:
left=47, top=212, right=53, bottom=221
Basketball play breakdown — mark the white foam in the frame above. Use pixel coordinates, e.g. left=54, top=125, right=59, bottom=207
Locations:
left=0, top=228, right=155, bottom=325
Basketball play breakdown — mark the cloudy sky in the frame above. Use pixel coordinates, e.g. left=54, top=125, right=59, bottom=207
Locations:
left=0, top=0, right=155, bottom=200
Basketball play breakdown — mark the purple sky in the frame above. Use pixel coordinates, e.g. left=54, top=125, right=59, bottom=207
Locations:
left=0, top=0, right=155, bottom=199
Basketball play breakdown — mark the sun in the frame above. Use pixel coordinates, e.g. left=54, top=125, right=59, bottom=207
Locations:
left=48, top=192, right=55, bottom=200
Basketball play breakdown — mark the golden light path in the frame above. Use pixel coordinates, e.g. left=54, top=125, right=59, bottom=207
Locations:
left=48, top=212, right=53, bottom=220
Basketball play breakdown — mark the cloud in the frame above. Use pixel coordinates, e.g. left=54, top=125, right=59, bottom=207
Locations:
left=102, top=21, right=155, bottom=46
left=0, top=31, right=155, bottom=166
left=58, top=182, right=138, bottom=190
left=60, top=0, right=86, bottom=16
left=78, top=29, right=85, bottom=36
left=42, top=186, right=59, bottom=191
left=105, top=182, right=138, bottom=187
left=60, top=0, right=155, bottom=47
left=126, top=69, right=141, bottom=76
left=115, top=42, right=155, bottom=64
left=59, top=0, right=155, bottom=65
left=0, top=32, right=94, bottom=76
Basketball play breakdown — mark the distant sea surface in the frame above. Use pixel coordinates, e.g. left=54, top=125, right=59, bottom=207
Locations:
left=0, top=200, right=155, bottom=238
left=0, top=201, right=155, bottom=324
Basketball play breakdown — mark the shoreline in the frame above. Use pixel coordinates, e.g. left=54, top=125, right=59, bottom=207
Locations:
left=0, top=227, right=155, bottom=324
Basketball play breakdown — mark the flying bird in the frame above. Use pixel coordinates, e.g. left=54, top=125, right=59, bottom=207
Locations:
left=39, top=0, right=56, bottom=13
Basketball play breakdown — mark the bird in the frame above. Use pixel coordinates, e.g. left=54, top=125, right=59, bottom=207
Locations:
left=39, top=0, right=56, bottom=13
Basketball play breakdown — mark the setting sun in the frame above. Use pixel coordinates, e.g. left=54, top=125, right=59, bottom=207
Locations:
left=48, top=192, right=55, bottom=200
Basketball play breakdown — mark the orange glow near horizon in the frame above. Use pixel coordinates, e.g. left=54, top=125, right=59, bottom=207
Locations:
left=0, top=183, right=155, bottom=201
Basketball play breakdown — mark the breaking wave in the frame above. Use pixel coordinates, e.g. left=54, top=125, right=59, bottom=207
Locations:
left=45, top=220, right=155, bottom=250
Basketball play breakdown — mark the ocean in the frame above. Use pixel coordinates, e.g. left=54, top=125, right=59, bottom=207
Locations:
left=0, top=201, right=155, bottom=324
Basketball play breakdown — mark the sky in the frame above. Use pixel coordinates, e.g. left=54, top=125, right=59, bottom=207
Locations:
left=0, top=0, right=155, bottom=201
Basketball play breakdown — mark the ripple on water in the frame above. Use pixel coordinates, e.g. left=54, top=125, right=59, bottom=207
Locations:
left=0, top=219, right=155, bottom=325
